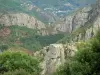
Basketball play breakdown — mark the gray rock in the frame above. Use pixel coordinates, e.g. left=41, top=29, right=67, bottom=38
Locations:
left=40, top=44, right=77, bottom=75
left=0, top=13, right=46, bottom=29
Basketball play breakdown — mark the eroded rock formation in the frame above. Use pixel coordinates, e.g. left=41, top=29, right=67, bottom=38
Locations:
left=35, top=44, right=77, bottom=75
left=53, top=0, right=100, bottom=41
left=0, top=13, right=46, bottom=29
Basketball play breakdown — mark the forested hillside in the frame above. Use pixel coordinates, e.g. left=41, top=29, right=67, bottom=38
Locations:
left=0, top=0, right=99, bottom=75
left=0, top=25, right=64, bottom=52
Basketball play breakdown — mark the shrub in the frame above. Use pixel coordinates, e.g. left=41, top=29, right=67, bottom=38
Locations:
left=0, top=51, right=41, bottom=75
left=1, top=69, right=31, bottom=75
left=0, top=45, right=8, bottom=52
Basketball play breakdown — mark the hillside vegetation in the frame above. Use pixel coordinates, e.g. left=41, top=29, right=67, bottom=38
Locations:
left=0, top=0, right=51, bottom=24
left=0, top=25, right=64, bottom=52
left=54, top=30, right=100, bottom=75
left=0, top=51, right=41, bottom=75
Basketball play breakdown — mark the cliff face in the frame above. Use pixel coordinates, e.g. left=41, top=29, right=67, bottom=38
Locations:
left=43, top=44, right=65, bottom=75
left=54, top=0, right=100, bottom=41
left=54, top=6, right=92, bottom=33
left=35, top=44, right=77, bottom=75
left=0, top=13, right=46, bottom=30
left=0, top=13, right=51, bottom=35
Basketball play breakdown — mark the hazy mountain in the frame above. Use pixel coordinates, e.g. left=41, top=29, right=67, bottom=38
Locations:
left=0, top=0, right=96, bottom=24
left=33, top=0, right=96, bottom=17
left=0, top=0, right=100, bottom=75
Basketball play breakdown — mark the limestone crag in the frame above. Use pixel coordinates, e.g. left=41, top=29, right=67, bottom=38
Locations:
left=36, top=44, right=77, bottom=75
left=0, top=13, right=46, bottom=30
left=54, top=0, right=100, bottom=41
left=54, top=6, right=92, bottom=34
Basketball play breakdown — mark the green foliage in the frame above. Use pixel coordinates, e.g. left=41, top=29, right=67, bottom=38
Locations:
left=20, top=34, right=64, bottom=51
left=20, top=37, right=42, bottom=51
left=0, top=0, right=54, bottom=24
left=0, top=45, right=8, bottom=52
left=58, top=33, right=71, bottom=44
left=0, top=24, right=4, bottom=30
left=37, top=34, right=65, bottom=46
left=0, top=51, right=41, bottom=75
left=53, top=63, right=71, bottom=75
left=1, top=69, right=31, bottom=75
left=54, top=30, right=100, bottom=75
left=0, top=25, right=64, bottom=51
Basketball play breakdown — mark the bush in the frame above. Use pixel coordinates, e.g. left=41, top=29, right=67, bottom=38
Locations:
left=0, top=51, right=41, bottom=75
left=53, top=63, right=71, bottom=75
left=1, top=69, right=31, bottom=75
left=0, top=45, right=8, bottom=52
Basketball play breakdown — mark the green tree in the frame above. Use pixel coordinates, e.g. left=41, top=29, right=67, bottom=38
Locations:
left=0, top=51, right=41, bottom=75
left=1, top=69, right=31, bottom=75
left=0, top=45, right=8, bottom=52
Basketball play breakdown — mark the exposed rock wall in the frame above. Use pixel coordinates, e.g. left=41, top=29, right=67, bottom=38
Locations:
left=40, top=44, right=65, bottom=75
left=54, top=16, right=74, bottom=33
left=36, top=44, right=77, bottom=75
left=54, top=0, right=100, bottom=41
left=0, top=13, right=46, bottom=30
left=54, top=6, right=92, bottom=33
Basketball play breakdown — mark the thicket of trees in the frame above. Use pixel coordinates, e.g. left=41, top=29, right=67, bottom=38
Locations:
left=54, top=31, right=100, bottom=75
left=0, top=51, right=41, bottom=75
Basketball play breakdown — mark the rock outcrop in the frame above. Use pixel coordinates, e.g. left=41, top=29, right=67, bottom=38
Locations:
left=53, top=0, right=100, bottom=41
left=0, top=13, right=46, bottom=30
left=35, top=44, right=77, bottom=75
left=40, top=44, right=65, bottom=75
left=54, top=6, right=92, bottom=33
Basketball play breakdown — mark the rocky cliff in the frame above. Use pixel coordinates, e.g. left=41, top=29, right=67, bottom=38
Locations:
left=53, top=0, right=100, bottom=41
left=0, top=13, right=46, bottom=29
left=34, top=44, right=77, bottom=75
left=0, top=13, right=52, bottom=35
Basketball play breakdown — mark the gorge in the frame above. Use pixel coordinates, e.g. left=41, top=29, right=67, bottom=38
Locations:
left=0, top=0, right=100, bottom=75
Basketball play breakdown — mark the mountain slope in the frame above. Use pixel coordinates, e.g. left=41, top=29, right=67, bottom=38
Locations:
left=0, top=0, right=57, bottom=24
left=0, top=25, right=64, bottom=52
left=34, top=0, right=96, bottom=17
left=54, top=0, right=100, bottom=43
left=0, top=0, right=96, bottom=24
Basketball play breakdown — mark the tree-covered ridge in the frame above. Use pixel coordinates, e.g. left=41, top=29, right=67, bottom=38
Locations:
left=0, top=25, right=64, bottom=52
left=0, top=0, right=96, bottom=24
left=0, top=0, right=51, bottom=24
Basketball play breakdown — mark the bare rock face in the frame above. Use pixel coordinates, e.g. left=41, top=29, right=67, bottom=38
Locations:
left=54, top=16, right=74, bottom=33
left=72, top=6, right=92, bottom=30
left=54, top=0, right=100, bottom=41
left=39, top=44, right=77, bottom=75
left=0, top=13, right=46, bottom=29
left=54, top=6, right=92, bottom=34
left=42, top=44, right=65, bottom=75
left=64, top=43, right=77, bottom=58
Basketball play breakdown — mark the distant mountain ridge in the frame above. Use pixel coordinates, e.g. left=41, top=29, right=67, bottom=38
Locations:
left=0, top=0, right=96, bottom=24
left=0, top=0, right=57, bottom=24
left=33, top=0, right=96, bottom=17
